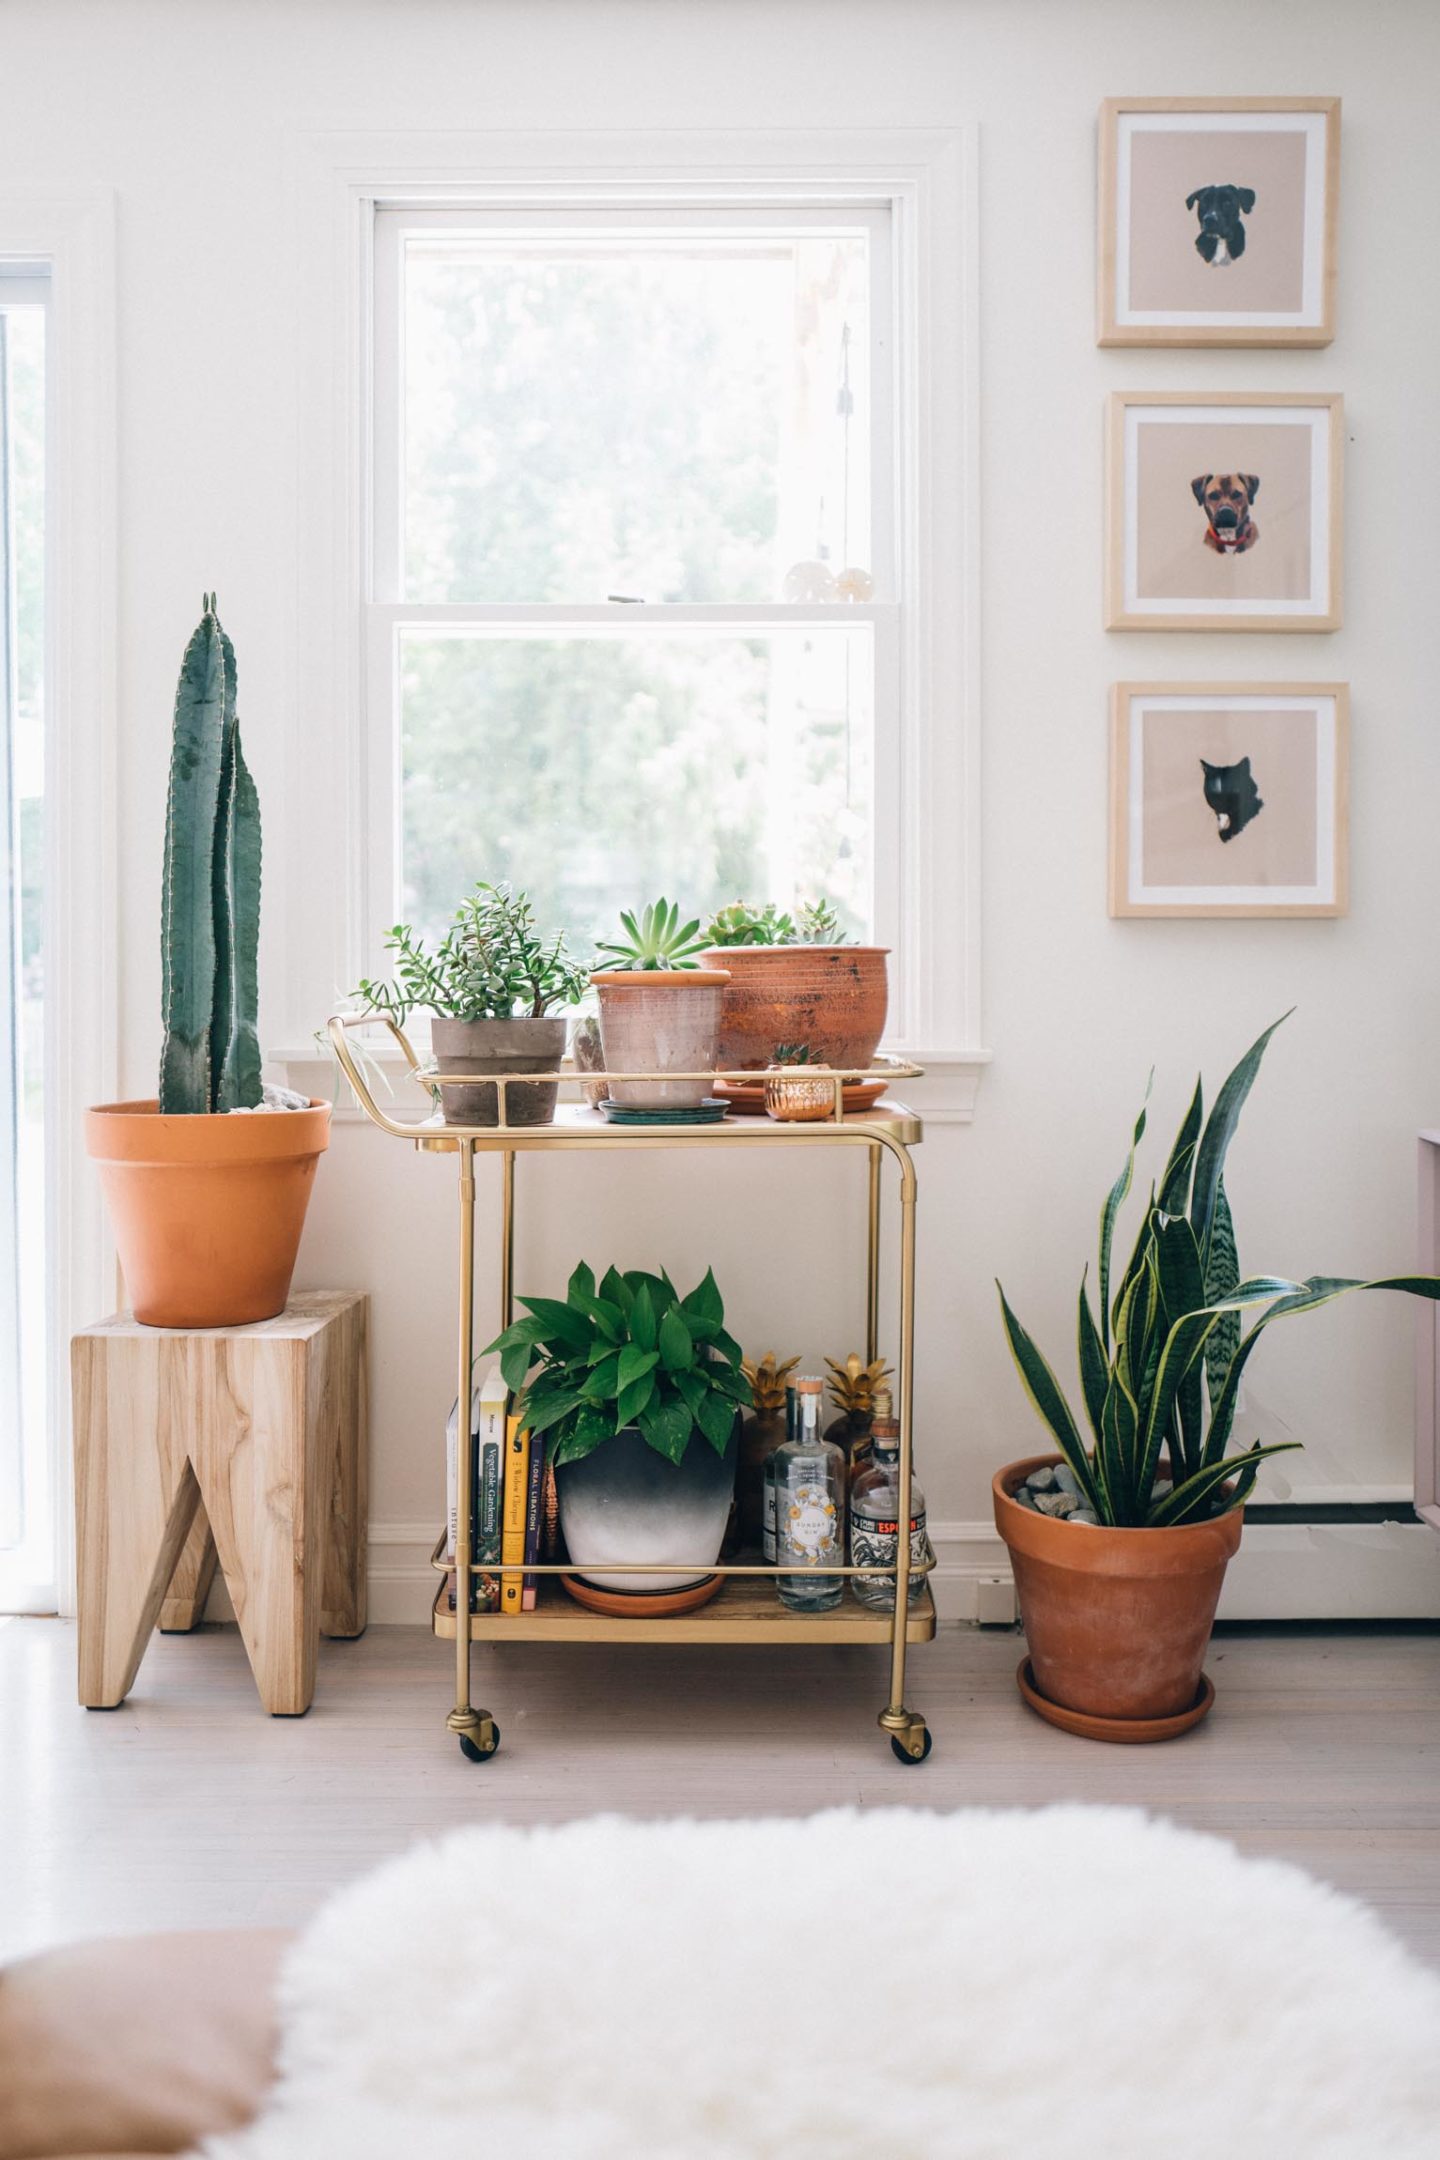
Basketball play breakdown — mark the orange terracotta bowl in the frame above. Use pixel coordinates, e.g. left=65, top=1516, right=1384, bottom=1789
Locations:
left=86, top=1099, right=331, bottom=1328
left=993, top=1453, right=1241, bottom=1731
left=698, top=945, right=889, bottom=1074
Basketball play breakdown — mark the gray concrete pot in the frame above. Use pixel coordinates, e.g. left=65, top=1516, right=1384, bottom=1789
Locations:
left=556, top=1422, right=738, bottom=1592
left=430, top=1016, right=568, bottom=1127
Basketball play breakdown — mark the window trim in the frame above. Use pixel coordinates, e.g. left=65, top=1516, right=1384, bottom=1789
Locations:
left=289, top=129, right=984, bottom=1121
left=0, top=192, right=117, bottom=1614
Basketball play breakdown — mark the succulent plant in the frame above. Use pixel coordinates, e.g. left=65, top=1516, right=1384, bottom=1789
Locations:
left=159, top=595, right=262, bottom=1115
left=352, top=881, right=587, bottom=1023
left=770, top=1042, right=818, bottom=1067
left=594, top=897, right=707, bottom=972
left=797, top=898, right=844, bottom=943
left=702, top=901, right=797, bottom=947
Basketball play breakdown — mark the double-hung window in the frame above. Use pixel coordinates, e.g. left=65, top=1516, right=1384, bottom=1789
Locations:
left=366, top=199, right=901, bottom=979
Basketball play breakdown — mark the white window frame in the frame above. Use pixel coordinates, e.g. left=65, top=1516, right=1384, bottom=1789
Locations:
left=288, top=130, right=985, bottom=1121
left=0, top=191, right=117, bottom=1615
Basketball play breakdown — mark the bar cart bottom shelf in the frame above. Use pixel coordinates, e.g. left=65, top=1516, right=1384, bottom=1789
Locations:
left=431, top=1572, right=937, bottom=1646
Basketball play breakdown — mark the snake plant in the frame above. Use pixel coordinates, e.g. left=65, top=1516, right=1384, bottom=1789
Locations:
left=159, top=595, right=262, bottom=1114
left=997, top=1015, right=1440, bottom=1526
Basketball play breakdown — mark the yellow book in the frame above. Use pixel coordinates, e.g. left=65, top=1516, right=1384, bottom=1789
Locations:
left=500, top=1414, right=530, bottom=1615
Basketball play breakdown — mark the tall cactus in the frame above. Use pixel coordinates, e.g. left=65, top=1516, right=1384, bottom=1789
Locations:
left=159, top=595, right=263, bottom=1114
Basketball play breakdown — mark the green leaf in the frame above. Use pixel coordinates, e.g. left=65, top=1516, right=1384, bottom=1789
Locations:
left=682, top=1268, right=724, bottom=1329
left=639, top=1397, right=693, bottom=1463
left=1133, top=1308, right=1218, bottom=1507
left=1099, top=1374, right=1139, bottom=1524
left=658, top=1306, right=693, bottom=1373
left=617, top=1344, right=660, bottom=1393
left=498, top=1339, right=535, bottom=1393
left=1149, top=1441, right=1301, bottom=1525
left=1077, top=1272, right=1108, bottom=1444
left=673, top=1369, right=708, bottom=1420
left=582, top=1352, right=621, bottom=1401
left=710, top=1326, right=745, bottom=1368
left=515, top=1295, right=593, bottom=1352
left=567, top=1260, right=596, bottom=1304
left=1098, top=1078, right=1151, bottom=1354
left=522, top=1383, right=592, bottom=1438
left=1191, top=1013, right=1292, bottom=1268
left=571, top=1290, right=624, bottom=1342
left=630, top=1283, right=658, bottom=1354
left=1158, top=1076, right=1203, bottom=1219
left=617, top=1370, right=657, bottom=1427
left=710, top=1362, right=754, bottom=1405
left=996, top=1283, right=1101, bottom=1512
left=600, top=1267, right=633, bottom=1315
left=695, top=1388, right=738, bottom=1453
left=1204, top=1180, right=1241, bottom=1410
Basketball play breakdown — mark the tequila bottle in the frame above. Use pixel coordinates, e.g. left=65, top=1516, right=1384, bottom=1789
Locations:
left=849, top=1414, right=929, bottom=1610
left=774, top=1377, right=845, bottom=1611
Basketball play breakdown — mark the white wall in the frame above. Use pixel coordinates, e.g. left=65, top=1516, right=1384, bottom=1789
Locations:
left=6, top=0, right=1440, bottom=1615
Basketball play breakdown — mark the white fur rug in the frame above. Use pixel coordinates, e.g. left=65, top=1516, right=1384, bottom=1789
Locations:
left=200, top=1805, right=1440, bottom=2160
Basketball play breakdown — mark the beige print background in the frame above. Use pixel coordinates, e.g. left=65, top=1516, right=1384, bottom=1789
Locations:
left=1140, top=704, right=1320, bottom=890
left=1127, top=126, right=1308, bottom=313
left=1134, top=417, right=1314, bottom=604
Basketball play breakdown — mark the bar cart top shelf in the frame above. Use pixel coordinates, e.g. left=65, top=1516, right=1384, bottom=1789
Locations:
left=409, top=1098, right=923, bottom=1152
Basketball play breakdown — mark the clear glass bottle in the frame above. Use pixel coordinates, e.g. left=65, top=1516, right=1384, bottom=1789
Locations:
left=849, top=1414, right=930, bottom=1610
left=762, top=1382, right=799, bottom=1564
left=774, top=1377, right=845, bottom=1611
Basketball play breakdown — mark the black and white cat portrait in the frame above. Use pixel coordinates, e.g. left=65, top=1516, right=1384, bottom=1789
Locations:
left=1200, top=757, right=1264, bottom=843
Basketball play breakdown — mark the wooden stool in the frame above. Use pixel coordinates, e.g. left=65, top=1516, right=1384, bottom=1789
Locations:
left=71, top=1292, right=367, bottom=1716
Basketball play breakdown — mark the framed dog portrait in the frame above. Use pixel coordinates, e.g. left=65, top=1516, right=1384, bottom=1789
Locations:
left=1105, top=391, right=1343, bottom=633
left=1109, top=683, right=1349, bottom=919
left=1098, top=97, right=1339, bottom=347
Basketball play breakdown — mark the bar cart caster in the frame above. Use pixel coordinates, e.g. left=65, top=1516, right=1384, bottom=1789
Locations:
left=882, top=1710, right=933, bottom=1764
left=451, top=1709, right=501, bottom=1762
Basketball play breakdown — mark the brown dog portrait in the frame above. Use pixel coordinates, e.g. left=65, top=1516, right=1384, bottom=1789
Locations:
left=1191, top=472, right=1260, bottom=555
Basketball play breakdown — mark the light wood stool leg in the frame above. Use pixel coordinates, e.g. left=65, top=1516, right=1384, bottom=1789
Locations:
left=318, top=1296, right=367, bottom=1640
left=72, top=1336, right=203, bottom=1708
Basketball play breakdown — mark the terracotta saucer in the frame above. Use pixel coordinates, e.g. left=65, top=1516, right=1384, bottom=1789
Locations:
left=1016, top=1657, right=1216, bottom=1744
left=713, top=1077, right=889, bottom=1117
left=560, top=1571, right=724, bottom=1618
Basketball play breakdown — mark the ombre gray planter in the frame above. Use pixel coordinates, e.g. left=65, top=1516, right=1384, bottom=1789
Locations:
left=430, top=1016, right=567, bottom=1128
left=556, top=1422, right=738, bottom=1592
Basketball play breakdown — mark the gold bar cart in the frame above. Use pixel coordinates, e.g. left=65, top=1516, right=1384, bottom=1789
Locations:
left=328, top=1013, right=935, bottom=1765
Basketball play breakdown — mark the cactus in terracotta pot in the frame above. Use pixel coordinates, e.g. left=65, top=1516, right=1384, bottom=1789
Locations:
left=159, top=594, right=262, bottom=1114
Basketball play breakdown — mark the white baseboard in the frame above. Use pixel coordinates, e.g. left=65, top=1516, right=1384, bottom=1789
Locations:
left=210, top=1516, right=1440, bottom=1629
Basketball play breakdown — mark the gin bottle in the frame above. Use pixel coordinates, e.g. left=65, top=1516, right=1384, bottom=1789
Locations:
left=762, top=1383, right=798, bottom=1564
left=774, top=1377, right=844, bottom=1611
left=849, top=1414, right=929, bottom=1610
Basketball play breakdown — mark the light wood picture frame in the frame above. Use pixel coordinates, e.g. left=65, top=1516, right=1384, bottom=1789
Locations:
left=1098, top=96, right=1339, bottom=347
left=1109, top=683, right=1349, bottom=919
left=1105, top=390, right=1343, bottom=633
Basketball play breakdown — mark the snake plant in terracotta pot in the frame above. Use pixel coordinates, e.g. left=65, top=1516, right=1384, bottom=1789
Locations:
left=994, top=1014, right=1440, bottom=1742
left=86, top=597, right=329, bottom=1327
left=351, top=882, right=586, bottom=1128
left=590, top=899, right=729, bottom=1111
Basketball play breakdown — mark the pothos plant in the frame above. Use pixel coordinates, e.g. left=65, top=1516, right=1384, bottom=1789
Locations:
left=997, top=1014, right=1440, bottom=1528
left=485, top=1262, right=752, bottom=1467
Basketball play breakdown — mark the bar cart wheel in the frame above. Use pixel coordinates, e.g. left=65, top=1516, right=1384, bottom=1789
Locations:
left=890, top=1722, right=932, bottom=1765
left=458, top=1723, right=501, bottom=1763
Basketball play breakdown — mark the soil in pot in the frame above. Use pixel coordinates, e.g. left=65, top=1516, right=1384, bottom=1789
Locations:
left=86, top=1098, right=331, bottom=1328
left=698, top=945, right=889, bottom=1074
left=992, top=1453, right=1242, bottom=1733
left=590, top=970, right=729, bottom=1110
left=555, top=1422, right=738, bottom=1595
left=430, top=1016, right=568, bottom=1128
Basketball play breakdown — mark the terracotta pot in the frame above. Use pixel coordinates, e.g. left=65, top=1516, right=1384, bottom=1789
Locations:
left=698, top=945, right=889, bottom=1073
left=590, top=969, right=729, bottom=1109
left=430, top=1016, right=567, bottom=1128
left=86, top=1099, right=330, bottom=1328
left=992, top=1453, right=1242, bottom=1725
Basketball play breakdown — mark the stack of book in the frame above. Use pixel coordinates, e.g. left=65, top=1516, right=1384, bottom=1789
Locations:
left=444, top=1363, right=554, bottom=1615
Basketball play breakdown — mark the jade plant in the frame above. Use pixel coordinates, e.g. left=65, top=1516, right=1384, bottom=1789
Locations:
left=159, top=595, right=262, bottom=1114
left=485, top=1262, right=751, bottom=1466
left=352, top=882, right=587, bottom=1023
left=997, top=1015, right=1440, bottom=1527
left=594, top=897, right=707, bottom=971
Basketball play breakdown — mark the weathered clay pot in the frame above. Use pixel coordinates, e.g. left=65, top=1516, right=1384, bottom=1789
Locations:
left=993, top=1453, right=1242, bottom=1728
left=430, top=1016, right=567, bottom=1128
left=86, top=1099, right=330, bottom=1327
left=590, top=969, right=729, bottom=1109
left=699, top=945, right=888, bottom=1073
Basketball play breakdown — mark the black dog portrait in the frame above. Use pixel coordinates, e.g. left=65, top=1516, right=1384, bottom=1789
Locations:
left=1185, top=184, right=1256, bottom=265
left=1200, top=757, right=1264, bottom=843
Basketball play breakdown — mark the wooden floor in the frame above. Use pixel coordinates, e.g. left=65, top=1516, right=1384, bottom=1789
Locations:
left=4, top=1615, right=1440, bottom=1968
